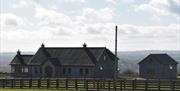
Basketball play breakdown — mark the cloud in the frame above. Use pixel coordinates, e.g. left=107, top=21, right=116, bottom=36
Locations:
left=84, top=23, right=115, bottom=35
left=1, top=0, right=179, bottom=52
left=62, top=0, right=86, bottom=3
left=167, top=0, right=180, bottom=16
left=12, top=0, right=28, bottom=8
left=52, top=26, right=72, bottom=36
left=0, top=13, right=24, bottom=27
left=1, top=6, right=115, bottom=40
left=135, top=0, right=180, bottom=17
left=34, top=6, right=115, bottom=35
left=76, top=7, right=114, bottom=24
left=35, top=6, right=73, bottom=27
left=105, top=0, right=134, bottom=4
left=118, top=24, right=180, bottom=40
left=105, top=0, right=117, bottom=4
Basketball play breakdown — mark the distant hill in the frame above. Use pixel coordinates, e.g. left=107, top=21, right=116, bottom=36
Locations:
left=0, top=50, right=180, bottom=73
left=0, top=52, right=15, bottom=72
left=0, top=52, right=34, bottom=72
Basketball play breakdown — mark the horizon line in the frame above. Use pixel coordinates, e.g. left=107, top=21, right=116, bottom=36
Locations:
left=0, top=49, right=180, bottom=53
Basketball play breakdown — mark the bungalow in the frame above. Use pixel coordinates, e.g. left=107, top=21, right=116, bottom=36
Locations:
left=10, top=43, right=118, bottom=78
left=138, top=54, right=178, bottom=79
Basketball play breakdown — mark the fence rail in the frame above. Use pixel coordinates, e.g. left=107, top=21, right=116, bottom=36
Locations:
left=0, top=78, right=180, bottom=91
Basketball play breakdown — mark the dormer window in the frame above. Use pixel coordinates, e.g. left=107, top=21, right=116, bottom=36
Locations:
left=169, top=65, right=173, bottom=70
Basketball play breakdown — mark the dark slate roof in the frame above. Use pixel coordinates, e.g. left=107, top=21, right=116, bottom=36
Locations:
left=138, top=54, right=178, bottom=65
left=10, top=55, right=33, bottom=65
left=48, top=58, right=61, bottom=66
left=28, top=47, right=116, bottom=66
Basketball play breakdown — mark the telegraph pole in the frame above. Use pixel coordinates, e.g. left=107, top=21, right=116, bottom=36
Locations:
left=114, top=25, right=118, bottom=91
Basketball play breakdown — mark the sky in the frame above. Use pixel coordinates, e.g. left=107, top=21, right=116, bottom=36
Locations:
left=0, top=0, right=180, bottom=52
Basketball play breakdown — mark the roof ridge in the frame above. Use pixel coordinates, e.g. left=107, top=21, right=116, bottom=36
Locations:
left=20, top=54, right=34, bottom=56
left=44, top=47, right=106, bottom=49
left=151, top=54, right=178, bottom=64
left=150, top=53, right=167, bottom=55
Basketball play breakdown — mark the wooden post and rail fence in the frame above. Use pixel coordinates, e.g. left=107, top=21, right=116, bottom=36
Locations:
left=0, top=78, right=180, bottom=91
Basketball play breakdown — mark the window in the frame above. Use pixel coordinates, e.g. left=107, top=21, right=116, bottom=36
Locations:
left=63, top=68, right=66, bottom=74
left=85, top=69, right=89, bottom=74
left=68, top=68, right=71, bottom=74
left=34, top=67, right=38, bottom=74
left=24, top=67, right=28, bottom=72
left=21, top=67, right=24, bottom=72
left=104, top=55, right=106, bottom=61
left=80, top=69, right=83, bottom=75
left=11, top=66, right=15, bottom=72
left=169, top=65, right=173, bottom=70
left=99, top=66, right=103, bottom=70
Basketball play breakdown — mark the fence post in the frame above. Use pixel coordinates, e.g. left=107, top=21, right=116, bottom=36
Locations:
left=132, top=80, right=135, bottom=91
left=38, top=78, right=41, bottom=89
left=108, top=80, right=111, bottom=91
left=29, top=79, right=32, bottom=88
left=20, top=79, right=23, bottom=88
left=47, top=79, right=50, bottom=89
left=97, top=80, right=99, bottom=91
left=86, top=79, right=88, bottom=91
left=93, top=79, right=95, bottom=88
left=75, top=79, right=78, bottom=90
left=11, top=79, right=14, bottom=88
left=120, top=80, right=122, bottom=91
left=145, top=79, right=148, bottom=90
left=158, top=79, right=161, bottom=91
left=170, top=80, right=174, bottom=91
left=100, top=79, right=102, bottom=89
left=2, top=79, right=5, bottom=88
left=103, top=79, right=105, bottom=88
left=124, top=79, right=126, bottom=90
left=114, top=80, right=116, bottom=91
left=133, top=79, right=136, bottom=90
left=65, top=79, right=68, bottom=90
left=56, top=79, right=59, bottom=89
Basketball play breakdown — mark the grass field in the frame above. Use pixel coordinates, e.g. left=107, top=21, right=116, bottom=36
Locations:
left=0, top=88, right=78, bottom=91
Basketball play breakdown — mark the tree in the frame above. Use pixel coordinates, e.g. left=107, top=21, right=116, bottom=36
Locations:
left=122, top=69, right=135, bottom=75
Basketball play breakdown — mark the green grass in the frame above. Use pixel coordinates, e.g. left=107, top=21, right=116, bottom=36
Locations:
left=0, top=72, right=10, bottom=77
left=178, top=76, right=180, bottom=78
left=0, top=88, right=78, bottom=91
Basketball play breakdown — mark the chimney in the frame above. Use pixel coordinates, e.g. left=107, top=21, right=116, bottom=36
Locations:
left=17, top=50, right=21, bottom=55
left=41, top=43, right=45, bottom=48
left=83, top=43, right=87, bottom=48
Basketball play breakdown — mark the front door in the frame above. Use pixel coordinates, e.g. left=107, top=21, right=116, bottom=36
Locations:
left=45, top=66, right=53, bottom=77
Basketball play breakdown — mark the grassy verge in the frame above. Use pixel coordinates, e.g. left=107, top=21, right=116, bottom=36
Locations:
left=0, top=88, right=78, bottom=91
left=0, top=72, right=10, bottom=77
